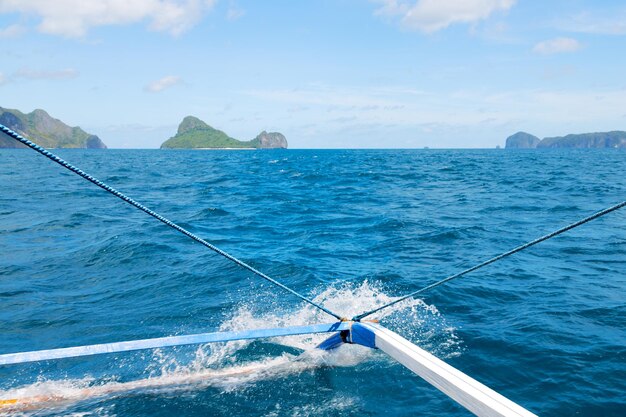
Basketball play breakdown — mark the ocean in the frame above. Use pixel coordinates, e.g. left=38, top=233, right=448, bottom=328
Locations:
left=0, top=148, right=624, bottom=416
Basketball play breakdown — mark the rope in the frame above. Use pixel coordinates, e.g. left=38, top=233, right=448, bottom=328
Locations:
left=0, top=123, right=343, bottom=321
left=353, top=200, right=626, bottom=321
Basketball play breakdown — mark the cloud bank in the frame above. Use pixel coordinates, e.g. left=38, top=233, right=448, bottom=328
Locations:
left=242, top=84, right=626, bottom=145
left=0, top=0, right=216, bottom=37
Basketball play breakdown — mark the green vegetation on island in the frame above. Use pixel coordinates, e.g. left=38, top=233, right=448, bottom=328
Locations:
left=160, top=116, right=288, bottom=149
left=505, top=130, right=626, bottom=149
left=0, top=106, right=107, bottom=149
left=539, top=131, right=626, bottom=148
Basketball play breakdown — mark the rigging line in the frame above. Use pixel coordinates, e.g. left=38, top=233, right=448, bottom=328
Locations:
left=0, top=124, right=343, bottom=321
left=353, top=200, right=626, bottom=321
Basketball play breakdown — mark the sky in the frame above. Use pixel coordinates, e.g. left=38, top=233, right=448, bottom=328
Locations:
left=1, top=0, right=626, bottom=149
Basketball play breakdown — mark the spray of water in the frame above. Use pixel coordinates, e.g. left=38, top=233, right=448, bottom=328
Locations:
left=0, top=281, right=461, bottom=415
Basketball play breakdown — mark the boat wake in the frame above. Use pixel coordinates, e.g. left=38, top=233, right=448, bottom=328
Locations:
left=0, top=281, right=461, bottom=415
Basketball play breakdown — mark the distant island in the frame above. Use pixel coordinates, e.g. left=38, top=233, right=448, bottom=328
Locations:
left=160, top=116, right=288, bottom=149
left=505, top=131, right=626, bottom=149
left=0, top=106, right=107, bottom=149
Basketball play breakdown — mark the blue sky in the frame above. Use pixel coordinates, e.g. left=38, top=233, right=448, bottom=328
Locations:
left=1, top=0, right=625, bottom=148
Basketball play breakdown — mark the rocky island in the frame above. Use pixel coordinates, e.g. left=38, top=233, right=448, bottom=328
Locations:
left=0, top=106, right=106, bottom=149
left=160, top=116, right=288, bottom=149
left=505, top=131, right=626, bottom=149
left=505, top=132, right=541, bottom=149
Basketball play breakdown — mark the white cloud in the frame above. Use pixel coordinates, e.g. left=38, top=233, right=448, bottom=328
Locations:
left=373, top=0, right=516, bottom=33
left=557, top=11, right=626, bottom=35
left=0, top=68, right=78, bottom=84
left=0, top=23, right=25, bottom=38
left=374, top=0, right=410, bottom=18
left=0, top=0, right=216, bottom=38
left=14, top=68, right=79, bottom=80
left=227, top=1, right=245, bottom=21
left=244, top=86, right=401, bottom=108
left=144, top=75, right=183, bottom=92
left=533, top=37, right=581, bottom=55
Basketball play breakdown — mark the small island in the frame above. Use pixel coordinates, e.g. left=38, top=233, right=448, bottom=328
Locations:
left=0, top=106, right=107, bottom=149
left=160, top=116, right=288, bottom=149
left=505, top=131, right=626, bottom=149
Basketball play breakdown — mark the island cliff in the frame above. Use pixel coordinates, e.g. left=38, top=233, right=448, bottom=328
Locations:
left=253, top=131, right=288, bottom=149
left=160, top=116, right=288, bottom=149
left=505, top=131, right=626, bottom=149
left=505, top=132, right=541, bottom=149
left=538, top=132, right=626, bottom=148
left=0, top=106, right=106, bottom=149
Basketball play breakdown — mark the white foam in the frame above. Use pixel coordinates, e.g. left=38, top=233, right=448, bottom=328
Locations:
left=0, top=281, right=461, bottom=414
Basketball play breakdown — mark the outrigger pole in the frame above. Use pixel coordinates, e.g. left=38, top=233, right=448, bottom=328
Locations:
left=0, top=322, right=350, bottom=366
left=0, top=321, right=537, bottom=417
left=345, top=322, right=538, bottom=417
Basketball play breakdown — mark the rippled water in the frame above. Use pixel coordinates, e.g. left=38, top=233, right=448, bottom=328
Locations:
left=0, top=148, right=624, bottom=416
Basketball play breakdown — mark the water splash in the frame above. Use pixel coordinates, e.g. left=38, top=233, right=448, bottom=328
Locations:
left=0, top=281, right=461, bottom=415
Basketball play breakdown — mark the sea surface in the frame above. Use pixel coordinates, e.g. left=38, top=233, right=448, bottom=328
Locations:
left=0, top=148, right=624, bottom=417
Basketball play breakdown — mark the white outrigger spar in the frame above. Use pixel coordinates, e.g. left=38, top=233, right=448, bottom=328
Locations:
left=351, top=322, right=537, bottom=417
left=0, top=320, right=537, bottom=417
left=2, top=123, right=623, bottom=416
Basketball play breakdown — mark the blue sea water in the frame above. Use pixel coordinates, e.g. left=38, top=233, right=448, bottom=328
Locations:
left=0, top=148, right=624, bottom=417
